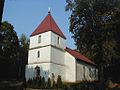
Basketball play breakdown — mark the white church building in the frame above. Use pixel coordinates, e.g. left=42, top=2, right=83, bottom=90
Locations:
left=25, top=11, right=98, bottom=83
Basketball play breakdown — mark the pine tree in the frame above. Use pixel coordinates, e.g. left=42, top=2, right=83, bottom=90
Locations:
left=52, top=80, right=56, bottom=88
left=47, top=77, right=51, bottom=88
left=38, top=76, right=41, bottom=88
left=27, top=78, right=32, bottom=88
left=31, top=77, right=36, bottom=88
left=41, top=77, right=45, bottom=88
left=51, top=73, right=55, bottom=88
left=57, top=75, right=63, bottom=88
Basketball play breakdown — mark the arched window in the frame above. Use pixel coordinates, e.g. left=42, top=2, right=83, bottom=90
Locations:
left=35, top=66, right=40, bottom=78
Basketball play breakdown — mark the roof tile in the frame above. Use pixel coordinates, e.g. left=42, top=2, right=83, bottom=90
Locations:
left=65, top=47, right=96, bottom=66
left=31, top=12, right=66, bottom=39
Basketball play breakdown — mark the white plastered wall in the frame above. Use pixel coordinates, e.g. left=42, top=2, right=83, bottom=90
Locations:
left=76, top=63, right=84, bottom=81
left=50, top=63, right=66, bottom=81
left=76, top=60, right=98, bottom=81
left=26, top=63, right=51, bottom=81
left=29, top=31, right=51, bottom=49
left=28, top=46, right=51, bottom=64
left=51, top=32, right=66, bottom=49
left=65, top=52, right=76, bottom=82
left=51, top=46, right=65, bottom=65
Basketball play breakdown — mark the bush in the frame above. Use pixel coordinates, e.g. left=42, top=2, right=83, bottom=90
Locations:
left=41, top=77, right=46, bottom=88
left=26, top=75, right=66, bottom=89
left=26, top=76, right=43, bottom=89
left=46, top=77, right=51, bottom=88
left=38, top=76, right=41, bottom=88
left=27, top=78, right=32, bottom=88
left=52, top=80, right=56, bottom=88
left=56, top=75, right=63, bottom=88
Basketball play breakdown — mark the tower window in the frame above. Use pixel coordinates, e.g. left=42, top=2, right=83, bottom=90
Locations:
left=38, top=35, right=41, bottom=43
left=57, top=37, right=60, bottom=45
left=38, top=51, right=40, bottom=58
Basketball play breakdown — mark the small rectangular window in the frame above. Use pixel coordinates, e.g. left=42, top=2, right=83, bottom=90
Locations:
left=38, top=36, right=41, bottom=43
left=38, top=51, right=40, bottom=58
left=57, top=37, right=60, bottom=45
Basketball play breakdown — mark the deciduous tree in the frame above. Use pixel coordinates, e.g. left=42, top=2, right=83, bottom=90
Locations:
left=66, top=0, right=120, bottom=81
left=0, top=21, right=19, bottom=80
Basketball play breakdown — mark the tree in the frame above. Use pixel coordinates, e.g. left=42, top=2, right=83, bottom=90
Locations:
left=57, top=75, right=63, bottom=88
left=52, top=80, right=56, bottom=88
left=66, top=0, right=120, bottom=81
left=19, top=33, right=29, bottom=65
left=27, top=78, right=32, bottom=88
left=51, top=73, right=55, bottom=88
left=18, top=33, right=29, bottom=80
left=19, top=33, right=29, bottom=50
left=38, top=76, right=42, bottom=88
left=0, top=21, right=19, bottom=59
left=0, top=21, right=19, bottom=80
left=0, top=0, right=5, bottom=26
left=47, top=77, right=51, bottom=88
left=41, top=77, right=46, bottom=88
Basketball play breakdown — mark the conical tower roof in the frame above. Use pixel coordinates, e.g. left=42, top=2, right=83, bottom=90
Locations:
left=31, top=12, right=66, bottom=39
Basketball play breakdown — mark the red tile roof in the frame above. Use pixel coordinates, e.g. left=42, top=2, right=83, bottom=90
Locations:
left=65, top=47, right=96, bottom=66
left=30, top=12, right=66, bottom=39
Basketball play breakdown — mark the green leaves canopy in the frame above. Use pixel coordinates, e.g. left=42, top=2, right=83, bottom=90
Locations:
left=66, top=0, right=120, bottom=81
left=0, top=21, right=19, bottom=60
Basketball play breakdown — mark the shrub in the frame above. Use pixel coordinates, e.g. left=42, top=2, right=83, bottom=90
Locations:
left=41, top=77, right=46, bottom=88
left=56, top=75, right=63, bottom=88
left=27, top=78, right=32, bottom=88
left=46, top=77, right=51, bottom=88
left=38, top=76, right=41, bottom=88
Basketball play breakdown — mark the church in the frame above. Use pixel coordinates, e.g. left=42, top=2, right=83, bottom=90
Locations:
left=25, top=11, right=98, bottom=83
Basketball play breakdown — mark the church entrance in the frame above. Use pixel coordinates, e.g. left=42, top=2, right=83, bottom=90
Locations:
left=35, top=66, right=40, bottom=78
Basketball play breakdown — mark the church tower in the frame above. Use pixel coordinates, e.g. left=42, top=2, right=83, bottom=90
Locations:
left=26, top=11, right=66, bottom=80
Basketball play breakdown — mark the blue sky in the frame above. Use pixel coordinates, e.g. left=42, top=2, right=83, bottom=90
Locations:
left=2, top=0, right=75, bottom=49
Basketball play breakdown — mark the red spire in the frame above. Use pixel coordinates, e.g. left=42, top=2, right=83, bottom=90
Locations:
left=30, top=12, right=66, bottom=39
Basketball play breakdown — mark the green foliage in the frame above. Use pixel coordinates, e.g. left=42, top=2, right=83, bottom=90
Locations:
left=0, top=21, right=20, bottom=80
left=19, top=33, right=29, bottom=50
left=18, top=33, right=29, bottom=80
left=52, top=80, right=56, bottom=88
left=27, top=77, right=42, bottom=89
left=0, top=21, right=30, bottom=81
left=41, top=77, right=46, bottom=88
left=56, top=75, right=63, bottom=88
left=19, top=33, right=29, bottom=64
left=66, top=0, right=120, bottom=81
left=26, top=76, right=67, bottom=89
left=0, top=22, right=29, bottom=81
left=31, top=77, right=36, bottom=88
left=0, top=21, right=19, bottom=60
left=27, top=78, right=32, bottom=88
left=46, top=77, right=51, bottom=88
left=38, top=76, right=41, bottom=88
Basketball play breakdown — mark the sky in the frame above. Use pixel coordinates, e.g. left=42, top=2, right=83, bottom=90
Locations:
left=2, top=0, right=75, bottom=49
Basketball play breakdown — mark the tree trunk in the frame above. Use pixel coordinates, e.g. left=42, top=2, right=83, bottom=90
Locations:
left=0, top=0, right=5, bottom=27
